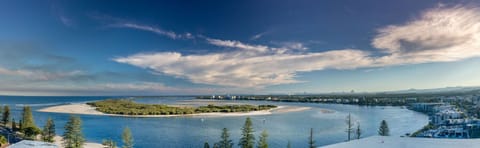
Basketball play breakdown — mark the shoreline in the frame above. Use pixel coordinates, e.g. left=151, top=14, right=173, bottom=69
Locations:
left=38, top=103, right=312, bottom=118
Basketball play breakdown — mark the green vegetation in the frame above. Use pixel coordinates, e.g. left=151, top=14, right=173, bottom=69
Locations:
left=0, top=135, right=7, bottom=147
left=215, top=128, right=233, bottom=148
left=41, top=117, right=56, bottom=143
left=122, top=127, right=134, bottom=148
left=21, top=106, right=37, bottom=131
left=204, top=142, right=210, bottom=148
left=20, top=106, right=41, bottom=140
left=103, top=138, right=117, bottom=148
left=12, top=118, right=17, bottom=132
left=3, top=106, right=10, bottom=127
left=63, top=115, right=85, bottom=148
left=238, top=117, right=255, bottom=148
left=378, top=120, right=390, bottom=136
left=257, top=130, right=268, bottom=148
left=87, top=99, right=276, bottom=115
left=411, top=123, right=435, bottom=137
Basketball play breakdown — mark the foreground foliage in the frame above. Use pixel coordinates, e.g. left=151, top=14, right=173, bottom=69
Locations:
left=87, top=99, right=276, bottom=115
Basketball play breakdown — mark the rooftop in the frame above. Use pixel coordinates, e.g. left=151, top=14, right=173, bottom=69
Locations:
left=321, top=136, right=480, bottom=148
left=7, top=140, right=58, bottom=148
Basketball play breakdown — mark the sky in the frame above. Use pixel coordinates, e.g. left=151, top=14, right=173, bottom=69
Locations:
left=1, top=0, right=480, bottom=96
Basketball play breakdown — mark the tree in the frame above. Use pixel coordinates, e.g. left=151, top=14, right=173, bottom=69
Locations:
left=2, top=106, right=10, bottom=127
left=286, top=141, right=291, bottom=148
left=102, top=139, right=117, bottom=148
left=355, top=122, right=362, bottom=139
left=378, top=120, right=390, bottom=136
left=21, top=106, right=37, bottom=131
left=0, top=135, right=7, bottom=146
left=308, top=128, right=315, bottom=148
left=204, top=141, right=210, bottom=148
left=257, top=130, right=268, bottom=148
left=63, top=115, right=85, bottom=148
left=345, top=113, right=354, bottom=141
left=0, top=106, right=3, bottom=125
left=215, top=128, right=233, bottom=148
left=238, top=117, right=255, bottom=148
left=41, top=117, right=56, bottom=142
left=122, top=127, right=134, bottom=148
left=18, top=120, right=22, bottom=131
left=12, top=118, right=17, bottom=132
left=24, top=126, right=41, bottom=140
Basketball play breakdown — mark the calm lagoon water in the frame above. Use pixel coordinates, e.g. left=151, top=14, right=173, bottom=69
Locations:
left=1, top=96, right=428, bottom=147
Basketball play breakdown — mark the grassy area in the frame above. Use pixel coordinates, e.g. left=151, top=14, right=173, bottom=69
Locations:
left=411, top=123, right=436, bottom=137
left=87, top=99, right=277, bottom=115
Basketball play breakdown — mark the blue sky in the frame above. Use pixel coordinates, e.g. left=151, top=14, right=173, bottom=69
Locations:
left=1, top=0, right=480, bottom=96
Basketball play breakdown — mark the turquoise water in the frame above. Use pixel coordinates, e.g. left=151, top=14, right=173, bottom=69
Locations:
left=1, top=96, right=428, bottom=147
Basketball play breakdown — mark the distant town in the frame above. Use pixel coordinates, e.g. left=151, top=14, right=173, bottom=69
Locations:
left=198, top=88, right=480, bottom=139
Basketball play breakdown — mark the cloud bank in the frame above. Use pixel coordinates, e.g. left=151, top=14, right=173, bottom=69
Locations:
left=115, top=6, right=480, bottom=88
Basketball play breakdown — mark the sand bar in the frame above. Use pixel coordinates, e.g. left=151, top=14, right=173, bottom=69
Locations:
left=38, top=103, right=312, bottom=118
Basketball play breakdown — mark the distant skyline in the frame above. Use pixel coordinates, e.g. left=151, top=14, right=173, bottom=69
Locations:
left=1, top=0, right=480, bottom=96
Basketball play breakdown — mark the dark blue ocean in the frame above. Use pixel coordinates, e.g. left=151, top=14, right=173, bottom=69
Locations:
left=0, top=96, right=428, bottom=147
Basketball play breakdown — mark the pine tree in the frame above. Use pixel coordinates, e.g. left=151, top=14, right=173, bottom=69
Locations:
left=0, top=135, right=7, bottom=146
left=63, top=115, right=85, bottom=148
left=21, top=106, right=37, bottom=131
left=0, top=106, right=3, bottom=125
left=345, top=113, right=354, bottom=141
left=378, top=120, right=390, bottom=136
left=286, top=140, right=291, bottom=148
left=2, top=106, right=10, bottom=127
left=122, top=127, right=134, bottom=148
left=18, top=120, right=22, bottom=131
left=204, top=141, right=210, bottom=148
left=11, top=118, right=17, bottom=132
left=257, top=130, right=268, bottom=148
left=42, top=117, right=56, bottom=142
left=355, top=123, right=362, bottom=139
left=215, top=128, right=233, bottom=148
left=308, top=128, right=315, bottom=148
left=102, top=138, right=117, bottom=148
left=238, top=117, right=255, bottom=148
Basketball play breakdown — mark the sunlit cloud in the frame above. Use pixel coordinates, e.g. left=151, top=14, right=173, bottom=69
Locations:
left=372, top=5, right=480, bottom=66
left=115, top=5, right=480, bottom=88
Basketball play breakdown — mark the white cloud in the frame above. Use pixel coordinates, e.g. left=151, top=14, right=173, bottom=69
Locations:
left=115, top=5, right=480, bottom=88
left=372, top=5, right=480, bottom=66
left=114, top=48, right=373, bottom=87
left=250, top=31, right=269, bottom=40
left=116, top=23, right=193, bottom=39
left=0, top=67, right=85, bottom=81
left=0, top=82, right=215, bottom=96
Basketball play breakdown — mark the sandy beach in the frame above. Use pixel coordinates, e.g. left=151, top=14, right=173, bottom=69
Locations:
left=38, top=103, right=312, bottom=118
left=54, top=136, right=103, bottom=148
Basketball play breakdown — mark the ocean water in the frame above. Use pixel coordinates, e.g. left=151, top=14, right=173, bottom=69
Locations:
left=0, top=96, right=428, bottom=147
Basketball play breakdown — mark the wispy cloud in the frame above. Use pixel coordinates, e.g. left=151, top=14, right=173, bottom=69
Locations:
left=250, top=31, right=269, bottom=40
left=115, top=5, right=480, bottom=88
left=372, top=5, right=480, bottom=66
left=0, top=82, right=215, bottom=96
left=115, top=23, right=193, bottom=39
left=0, top=67, right=87, bottom=81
